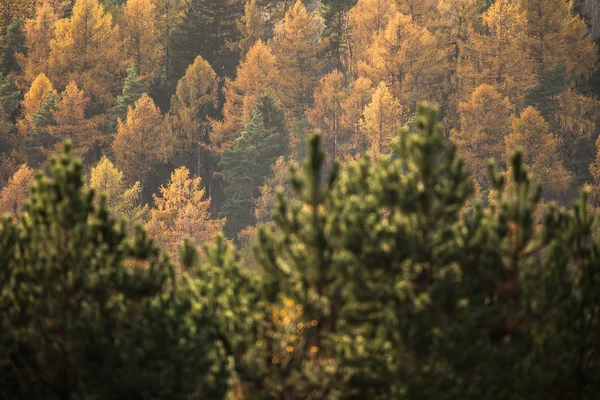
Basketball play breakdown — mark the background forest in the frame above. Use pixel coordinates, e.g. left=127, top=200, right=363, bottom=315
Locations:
left=0, top=0, right=599, bottom=257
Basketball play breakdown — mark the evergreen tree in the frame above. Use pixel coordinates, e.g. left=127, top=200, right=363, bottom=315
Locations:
left=0, top=142, right=228, bottom=399
left=171, top=0, right=244, bottom=81
left=219, top=106, right=284, bottom=239
left=0, top=72, right=21, bottom=119
left=109, top=65, right=146, bottom=130
left=321, top=0, right=357, bottom=71
left=524, top=62, right=567, bottom=120
left=0, top=18, right=26, bottom=75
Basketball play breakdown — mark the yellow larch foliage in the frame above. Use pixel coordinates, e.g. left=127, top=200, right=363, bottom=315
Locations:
left=22, top=73, right=56, bottom=120
left=254, top=156, right=290, bottom=224
left=360, top=82, right=402, bottom=158
left=348, top=0, right=398, bottom=73
left=360, top=11, right=444, bottom=108
left=212, top=41, right=279, bottom=153
left=17, top=0, right=58, bottom=90
left=121, top=0, right=161, bottom=78
left=113, top=94, right=170, bottom=188
left=89, top=156, right=147, bottom=226
left=48, top=0, right=125, bottom=111
left=504, top=107, right=571, bottom=200
left=236, top=0, right=265, bottom=57
left=0, top=164, right=35, bottom=216
left=450, top=84, right=512, bottom=188
left=307, top=70, right=348, bottom=160
left=520, top=0, right=598, bottom=79
left=341, top=77, right=374, bottom=159
left=395, top=0, right=439, bottom=23
left=146, top=166, right=224, bottom=257
left=170, top=55, right=219, bottom=172
left=459, top=0, right=534, bottom=104
left=271, top=0, right=324, bottom=122
left=49, top=82, right=102, bottom=161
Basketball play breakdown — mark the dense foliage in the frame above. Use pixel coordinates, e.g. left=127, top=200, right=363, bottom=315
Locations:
left=2, top=104, right=600, bottom=399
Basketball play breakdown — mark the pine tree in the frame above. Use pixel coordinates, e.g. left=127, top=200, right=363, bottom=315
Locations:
left=171, top=0, right=244, bottom=81
left=219, top=106, right=284, bottom=239
left=0, top=18, right=27, bottom=75
left=0, top=142, right=229, bottom=399
left=109, top=65, right=147, bottom=130
left=524, top=62, right=567, bottom=119
left=0, top=72, right=21, bottom=119
left=321, top=0, right=357, bottom=71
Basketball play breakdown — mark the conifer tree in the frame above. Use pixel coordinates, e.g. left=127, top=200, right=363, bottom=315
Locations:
left=0, top=143, right=228, bottom=399
left=0, top=18, right=26, bottom=75
left=236, top=0, right=265, bottom=57
left=171, top=0, right=244, bottom=80
left=524, top=62, right=567, bottom=119
left=0, top=72, right=21, bottom=119
left=122, top=0, right=161, bottom=78
left=0, top=163, right=34, bottom=215
left=219, top=106, right=284, bottom=239
left=109, top=65, right=146, bottom=130
left=321, top=0, right=357, bottom=71
left=359, top=81, right=402, bottom=157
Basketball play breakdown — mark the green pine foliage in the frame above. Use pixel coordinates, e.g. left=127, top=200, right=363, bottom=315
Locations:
left=525, top=62, right=567, bottom=119
left=219, top=98, right=285, bottom=239
left=0, top=142, right=228, bottom=399
left=109, top=65, right=146, bottom=130
left=171, top=0, right=244, bottom=81
left=0, top=72, right=21, bottom=119
left=0, top=18, right=26, bottom=76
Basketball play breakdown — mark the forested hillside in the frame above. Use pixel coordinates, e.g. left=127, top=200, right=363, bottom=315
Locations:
left=1, top=0, right=600, bottom=398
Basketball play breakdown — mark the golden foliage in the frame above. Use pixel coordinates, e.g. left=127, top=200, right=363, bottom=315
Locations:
left=360, top=82, right=402, bottom=158
left=0, top=164, right=35, bottom=216
left=122, top=0, right=161, bottom=78
left=22, top=73, right=56, bottom=119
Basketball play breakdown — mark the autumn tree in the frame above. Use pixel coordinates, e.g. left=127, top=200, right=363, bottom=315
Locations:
left=146, top=166, right=224, bottom=257
left=121, top=0, right=160, bottom=78
left=236, top=0, right=266, bottom=57
left=321, top=0, right=357, bottom=71
left=113, top=94, right=170, bottom=193
left=170, top=55, right=218, bottom=182
left=48, top=0, right=125, bottom=111
left=307, top=70, right=348, bottom=159
left=459, top=0, right=534, bottom=103
left=0, top=0, right=36, bottom=35
left=219, top=106, right=285, bottom=239
left=450, top=84, right=512, bottom=188
left=340, top=76, right=373, bottom=158
left=359, top=81, right=402, bottom=157
left=89, top=155, right=147, bottom=226
left=361, top=11, right=443, bottom=108
left=16, top=0, right=57, bottom=89
left=504, top=107, right=571, bottom=200
left=49, top=82, right=102, bottom=161
left=271, top=0, right=324, bottom=121
left=212, top=41, right=278, bottom=153
left=21, top=73, right=55, bottom=120
left=520, top=0, right=597, bottom=79
left=0, top=164, right=34, bottom=215
left=347, top=0, right=397, bottom=73
left=171, top=0, right=244, bottom=81
left=151, top=0, right=182, bottom=88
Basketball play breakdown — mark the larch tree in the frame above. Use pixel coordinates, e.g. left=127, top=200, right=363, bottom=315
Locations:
left=48, top=0, right=125, bottom=112
left=520, top=0, right=597, bottom=79
left=89, top=155, right=147, bottom=227
left=361, top=11, right=443, bottom=109
left=359, top=81, right=402, bottom=158
left=121, top=0, right=161, bottom=78
left=271, top=0, right=324, bottom=122
left=0, top=0, right=36, bottom=35
left=212, top=41, right=279, bottom=153
left=340, top=76, right=373, bottom=159
left=49, top=82, right=102, bottom=161
left=170, top=55, right=219, bottom=181
left=113, top=93, right=171, bottom=192
left=146, top=166, right=224, bottom=257
left=450, top=84, right=512, bottom=188
left=151, top=0, right=183, bottom=87
left=504, top=106, right=571, bottom=200
left=347, top=0, right=397, bottom=75
left=307, top=70, right=348, bottom=160
left=219, top=107, right=284, bottom=239
left=21, top=72, right=55, bottom=120
left=16, top=1, right=57, bottom=89
left=236, top=0, right=266, bottom=57
left=0, top=163, right=34, bottom=216
left=395, top=0, right=438, bottom=22
left=459, top=0, right=534, bottom=104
